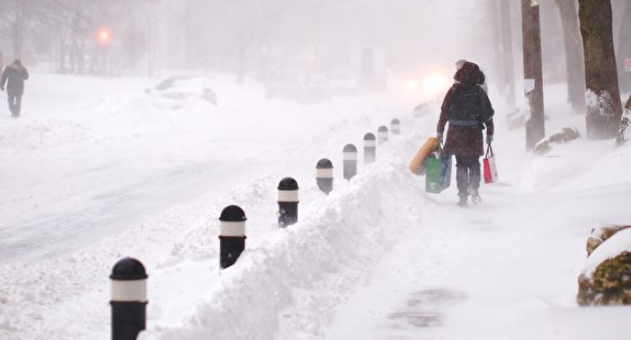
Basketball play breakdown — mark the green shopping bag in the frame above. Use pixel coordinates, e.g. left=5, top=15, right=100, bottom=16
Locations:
left=425, top=145, right=452, bottom=194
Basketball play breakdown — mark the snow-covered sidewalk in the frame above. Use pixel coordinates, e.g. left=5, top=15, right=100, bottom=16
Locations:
left=322, top=162, right=631, bottom=340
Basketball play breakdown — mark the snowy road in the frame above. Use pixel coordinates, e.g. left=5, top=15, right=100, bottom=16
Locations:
left=0, top=156, right=258, bottom=263
left=0, top=73, right=395, bottom=264
left=0, top=75, right=245, bottom=263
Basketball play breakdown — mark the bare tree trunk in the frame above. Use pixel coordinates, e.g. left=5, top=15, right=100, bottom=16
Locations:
left=78, top=41, right=86, bottom=75
left=49, top=41, right=54, bottom=73
left=147, top=16, right=154, bottom=77
left=11, top=1, right=24, bottom=60
left=58, top=29, right=67, bottom=73
left=579, top=0, right=623, bottom=139
left=553, top=0, right=587, bottom=112
left=618, top=1, right=631, bottom=92
left=488, top=0, right=502, bottom=86
left=522, top=0, right=546, bottom=150
left=70, top=10, right=80, bottom=74
left=89, top=44, right=98, bottom=75
left=70, top=37, right=78, bottom=74
left=499, top=0, right=516, bottom=107
left=236, top=33, right=249, bottom=84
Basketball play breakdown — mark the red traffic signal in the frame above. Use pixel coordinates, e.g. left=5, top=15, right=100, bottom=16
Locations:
left=97, top=28, right=112, bottom=45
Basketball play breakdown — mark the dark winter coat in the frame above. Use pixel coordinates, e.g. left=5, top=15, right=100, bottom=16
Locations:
left=437, top=61, right=495, bottom=157
left=1, top=63, right=29, bottom=96
left=625, top=94, right=631, bottom=111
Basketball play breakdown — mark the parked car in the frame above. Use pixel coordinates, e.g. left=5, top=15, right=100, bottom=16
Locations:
left=145, top=76, right=218, bottom=106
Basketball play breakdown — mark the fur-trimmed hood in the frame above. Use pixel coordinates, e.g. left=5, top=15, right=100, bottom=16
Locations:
left=454, top=61, right=485, bottom=85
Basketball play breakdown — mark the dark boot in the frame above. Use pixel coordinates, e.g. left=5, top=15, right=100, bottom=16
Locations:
left=468, top=185, right=482, bottom=205
left=456, top=158, right=470, bottom=199
left=458, top=194, right=468, bottom=207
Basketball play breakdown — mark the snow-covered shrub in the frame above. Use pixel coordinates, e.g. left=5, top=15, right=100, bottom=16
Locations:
left=577, top=226, right=631, bottom=306
left=534, top=127, right=581, bottom=155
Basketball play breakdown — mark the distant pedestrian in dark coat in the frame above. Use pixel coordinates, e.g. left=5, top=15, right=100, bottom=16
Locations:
left=1, top=59, right=29, bottom=118
left=437, top=61, right=495, bottom=207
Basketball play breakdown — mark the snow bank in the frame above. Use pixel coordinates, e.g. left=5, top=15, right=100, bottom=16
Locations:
left=139, top=153, right=427, bottom=340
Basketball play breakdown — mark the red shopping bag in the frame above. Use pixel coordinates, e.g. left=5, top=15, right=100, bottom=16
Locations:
left=483, top=144, right=498, bottom=184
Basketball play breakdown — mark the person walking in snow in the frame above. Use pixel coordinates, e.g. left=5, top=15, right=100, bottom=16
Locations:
left=0, top=59, right=29, bottom=118
left=436, top=61, right=495, bottom=207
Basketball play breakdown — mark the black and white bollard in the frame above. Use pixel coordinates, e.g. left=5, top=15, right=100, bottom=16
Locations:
left=343, top=144, right=358, bottom=180
left=219, top=205, right=247, bottom=269
left=364, top=133, right=377, bottom=164
left=110, top=257, right=148, bottom=340
left=391, top=119, right=401, bottom=135
left=278, top=177, right=299, bottom=228
left=316, top=158, right=334, bottom=195
left=378, top=126, right=389, bottom=145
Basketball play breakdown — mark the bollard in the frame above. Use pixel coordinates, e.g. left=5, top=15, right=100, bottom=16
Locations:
left=378, top=126, right=389, bottom=145
left=316, top=158, right=334, bottom=195
left=343, top=144, right=358, bottom=180
left=364, top=133, right=377, bottom=164
left=110, top=257, right=148, bottom=340
left=219, top=205, right=247, bottom=269
left=278, top=177, right=299, bottom=228
left=391, top=119, right=401, bottom=135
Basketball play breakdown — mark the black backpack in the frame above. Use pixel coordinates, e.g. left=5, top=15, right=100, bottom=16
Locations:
left=448, top=84, right=493, bottom=126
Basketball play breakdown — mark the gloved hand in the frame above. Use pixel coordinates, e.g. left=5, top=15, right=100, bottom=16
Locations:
left=486, top=135, right=494, bottom=144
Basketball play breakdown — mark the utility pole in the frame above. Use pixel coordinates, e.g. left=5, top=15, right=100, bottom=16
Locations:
left=489, top=0, right=502, bottom=80
left=500, top=0, right=516, bottom=108
left=521, top=0, right=546, bottom=150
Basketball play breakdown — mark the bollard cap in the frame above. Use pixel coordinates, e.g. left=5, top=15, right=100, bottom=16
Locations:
left=219, top=205, right=247, bottom=222
left=364, top=133, right=376, bottom=141
left=278, top=177, right=299, bottom=191
left=391, top=119, right=400, bottom=125
left=343, top=144, right=357, bottom=153
left=110, top=257, right=148, bottom=281
left=378, top=126, right=388, bottom=133
left=316, top=158, right=333, bottom=169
